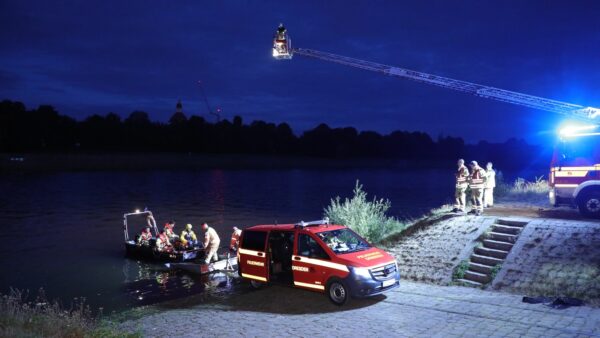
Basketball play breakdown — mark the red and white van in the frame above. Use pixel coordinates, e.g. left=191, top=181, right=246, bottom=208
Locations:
left=237, top=219, right=400, bottom=305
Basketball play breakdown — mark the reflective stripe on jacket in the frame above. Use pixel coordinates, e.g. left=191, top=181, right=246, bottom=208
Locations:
left=456, top=165, right=470, bottom=186
left=230, top=229, right=241, bottom=249
left=470, top=168, right=487, bottom=188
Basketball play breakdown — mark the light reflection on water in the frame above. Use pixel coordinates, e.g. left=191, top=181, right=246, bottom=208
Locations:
left=0, top=168, right=494, bottom=312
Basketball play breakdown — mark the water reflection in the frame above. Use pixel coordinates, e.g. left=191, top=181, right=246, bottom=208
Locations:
left=0, top=168, right=468, bottom=312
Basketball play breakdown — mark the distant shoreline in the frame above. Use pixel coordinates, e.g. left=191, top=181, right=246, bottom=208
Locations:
left=0, top=153, right=454, bottom=172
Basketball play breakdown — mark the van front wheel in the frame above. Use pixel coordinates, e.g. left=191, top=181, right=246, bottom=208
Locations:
left=327, top=279, right=350, bottom=306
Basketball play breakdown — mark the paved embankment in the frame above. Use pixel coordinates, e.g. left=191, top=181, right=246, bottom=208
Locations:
left=384, top=214, right=495, bottom=284
left=493, top=217, right=600, bottom=305
left=119, top=280, right=600, bottom=337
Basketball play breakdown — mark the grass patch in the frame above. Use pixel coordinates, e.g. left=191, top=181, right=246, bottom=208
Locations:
left=495, top=173, right=549, bottom=204
left=452, top=260, right=470, bottom=280
left=0, top=288, right=139, bottom=338
left=490, top=264, right=503, bottom=280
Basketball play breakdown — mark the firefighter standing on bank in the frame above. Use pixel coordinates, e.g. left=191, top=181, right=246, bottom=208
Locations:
left=202, top=223, right=221, bottom=264
left=484, top=162, right=496, bottom=208
left=469, top=161, right=487, bottom=216
left=452, top=159, right=470, bottom=213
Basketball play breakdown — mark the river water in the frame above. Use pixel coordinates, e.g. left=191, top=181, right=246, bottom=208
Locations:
left=0, top=168, right=533, bottom=312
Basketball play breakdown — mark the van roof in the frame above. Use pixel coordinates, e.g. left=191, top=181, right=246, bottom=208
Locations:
left=244, top=223, right=346, bottom=233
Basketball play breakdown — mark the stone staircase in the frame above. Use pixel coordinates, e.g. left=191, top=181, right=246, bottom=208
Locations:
left=457, top=218, right=528, bottom=287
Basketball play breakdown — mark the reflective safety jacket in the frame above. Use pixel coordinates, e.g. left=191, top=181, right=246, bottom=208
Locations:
left=138, top=230, right=152, bottom=243
left=456, top=165, right=470, bottom=187
left=156, top=233, right=171, bottom=251
left=204, top=227, right=221, bottom=248
left=230, top=229, right=242, bottom=250
left=469, top=167, right=487, bottom=189
left=485, top=169, right=496, bottom=189
left=180, top=229, right=197, bottom=243
left=164, top=224, right=176, bottom=238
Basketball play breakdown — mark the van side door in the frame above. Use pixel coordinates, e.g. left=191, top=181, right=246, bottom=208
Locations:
left=291, top=232, right=333, bottom=291
left=239, top=230, right=269, bottom=283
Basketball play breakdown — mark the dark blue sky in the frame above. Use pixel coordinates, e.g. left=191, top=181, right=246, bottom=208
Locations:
left=1, top=1, right=599, bottom=143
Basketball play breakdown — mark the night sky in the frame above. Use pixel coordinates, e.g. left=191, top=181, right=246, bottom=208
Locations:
left=1, top=1, right=599, bottom=143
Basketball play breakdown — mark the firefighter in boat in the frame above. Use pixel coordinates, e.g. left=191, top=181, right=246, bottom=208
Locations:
left=164, top=221, right=178, bottom=241
left=137, top=226, right=152, bottom=247
left=156, top=230, right=173, bottom=252
left=180, top=223, right=199, bottom=248
left=202, top=223, right=221, bottom=264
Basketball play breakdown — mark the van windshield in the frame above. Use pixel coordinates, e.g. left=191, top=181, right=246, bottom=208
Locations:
left=317, top=228, right=371, bottom=254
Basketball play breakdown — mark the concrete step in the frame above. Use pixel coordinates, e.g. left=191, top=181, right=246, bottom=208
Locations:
left=456, top=279, right=483, bottom=287
left=489, top=231, right=517, bottom=243
left=471, top=254, right=504, bottom=266
left=497, top=219, right=528, bottom=227
left=483, top=239, right=513, bottom=252
left=492, top=224, right=522, bottom=235
left=464, top=270, right=491, bottom=284
left=475, top=246, right=509, bottom=259
left=469, top=262, right=493, bottom=274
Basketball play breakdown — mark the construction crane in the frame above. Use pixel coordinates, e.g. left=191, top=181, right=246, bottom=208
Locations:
left=272, top=25, right=600, bottom=121
left=197, top=80, right=222, bottom=122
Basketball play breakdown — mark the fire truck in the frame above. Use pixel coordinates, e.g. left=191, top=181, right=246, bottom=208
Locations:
left=550, top=125, right=600, bottom=217
left=272, top=25, right=600, bottom=217
left=238, top=219, right=400, bottom=305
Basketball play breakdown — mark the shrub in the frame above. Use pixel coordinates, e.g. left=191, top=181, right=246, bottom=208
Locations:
left=495, top=172, right=549, bottom=204
left=324, top=181, right=407, bottom=243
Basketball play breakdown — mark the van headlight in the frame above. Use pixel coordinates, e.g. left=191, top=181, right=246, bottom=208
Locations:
left=351, top=266, right=371, bottom=279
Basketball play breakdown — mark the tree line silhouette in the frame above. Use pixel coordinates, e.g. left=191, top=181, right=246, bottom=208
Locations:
left=0, top=100, right=547, bottom=169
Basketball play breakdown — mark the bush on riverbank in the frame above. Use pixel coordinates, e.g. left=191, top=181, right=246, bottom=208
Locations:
left=495, top=172, right=549, bottom=204
left=0, top=288, right=137, bottom=338
left=323, top=181, right=413, bottom=243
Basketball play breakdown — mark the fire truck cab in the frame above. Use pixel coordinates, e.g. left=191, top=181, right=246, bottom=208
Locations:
left=549, top=124, right=600, bottom=218
left=237, top=219, right=400, bottom=305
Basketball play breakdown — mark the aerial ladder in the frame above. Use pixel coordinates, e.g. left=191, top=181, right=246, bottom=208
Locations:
left=272, top=24, right=600, bottom=217
left=272, top=25, right=599, bottom=121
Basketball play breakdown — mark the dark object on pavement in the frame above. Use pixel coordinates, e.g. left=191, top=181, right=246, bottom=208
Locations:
left=522, top=296, right=584, bottom=309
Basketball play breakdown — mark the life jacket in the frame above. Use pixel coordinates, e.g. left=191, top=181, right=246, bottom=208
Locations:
left=157, top=233, right=171, bottom=251
left=140, top=230, right=152, bottom=241
left=470, top=167, right=486, bottom=188
left=456, top=165, right=469, bottom=185
left=230, top=230, right=241, bottom=249
left=181, top=230, right=196, bottom=242
left=164, top=224, right=176, bottom=237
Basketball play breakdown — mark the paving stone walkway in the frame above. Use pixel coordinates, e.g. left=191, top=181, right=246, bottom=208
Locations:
left=119, top=280, right=600, bottom=337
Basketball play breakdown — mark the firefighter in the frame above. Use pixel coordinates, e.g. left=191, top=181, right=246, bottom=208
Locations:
left=276, top=23, right=286, bottom=40
left=484, top=162, right=496, bottom=208
left=202, top=223, right=221, bottom=264
left=163, top=221, right=178, bottom=240
left=468, top=161, right=487, bottom=215
left=137, top=226, right=152, bottom=246
left=452, top=159, right=470, bottom=213
left=230, top=226, right=242, bottom=252
left=180, top=223, right=198, bottom=248
left=156, top=230, right=173, bottom=252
